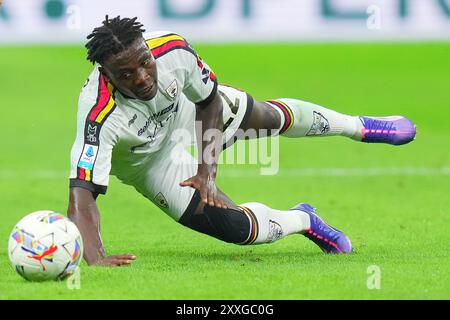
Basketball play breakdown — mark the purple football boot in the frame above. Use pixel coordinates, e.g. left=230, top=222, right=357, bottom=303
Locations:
left=291, top=203, right=352, bottom=254
left=359, top=116, right=416, bottom=145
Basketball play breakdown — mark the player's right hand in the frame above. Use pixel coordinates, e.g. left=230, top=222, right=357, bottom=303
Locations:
left=92, top=254, right=136, bottom=267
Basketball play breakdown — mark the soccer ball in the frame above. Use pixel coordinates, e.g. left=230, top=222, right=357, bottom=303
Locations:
left=8, top=210, right=83, bottom=281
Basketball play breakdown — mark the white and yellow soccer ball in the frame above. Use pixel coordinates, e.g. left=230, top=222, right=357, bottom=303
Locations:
left=8, top=211, right=83, bottom=281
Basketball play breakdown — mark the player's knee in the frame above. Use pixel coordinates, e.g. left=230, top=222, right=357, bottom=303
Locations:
left=202, top=205, right=250, bottom=244
left=179, top=196, right=251, bottom=244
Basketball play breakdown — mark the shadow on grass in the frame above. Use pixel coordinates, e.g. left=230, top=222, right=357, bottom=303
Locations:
left=136, top=247, right=359, bottom=266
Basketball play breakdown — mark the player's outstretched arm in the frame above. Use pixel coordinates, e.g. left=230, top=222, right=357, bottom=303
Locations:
left=180, top=92, right=228, bottom=209
left=67, top=187, right=136, bottom=266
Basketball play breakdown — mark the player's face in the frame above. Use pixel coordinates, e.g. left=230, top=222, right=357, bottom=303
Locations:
left=101, top=38, right=158, bottom=101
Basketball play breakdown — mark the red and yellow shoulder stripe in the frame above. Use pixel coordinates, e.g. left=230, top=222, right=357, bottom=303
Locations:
left=77, top=74, right=116, bottom=183
left=146, top=33, right=196, bottom=59
left=88, top=74, right=116, bottom=124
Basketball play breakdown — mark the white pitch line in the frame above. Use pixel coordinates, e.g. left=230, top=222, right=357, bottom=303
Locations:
left=0, top=167, right=449, bottom=180
left=222, top=167, right=450, bottom=177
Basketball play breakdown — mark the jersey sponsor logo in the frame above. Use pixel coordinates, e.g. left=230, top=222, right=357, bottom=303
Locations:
left=137, top=103, right=178, bottom=136
left=78, top=144, right=98, bottom=170
left=128, top=114, right=137, bottom=127
left=165, top=80, right=178, bottom=99
left=137, top=119, right=152, bottom=137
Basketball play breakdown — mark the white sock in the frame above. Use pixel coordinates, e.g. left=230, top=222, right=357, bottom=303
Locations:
left=239, top=202, right=311, bottom=245
left=267, top=98, right=363, bottom=140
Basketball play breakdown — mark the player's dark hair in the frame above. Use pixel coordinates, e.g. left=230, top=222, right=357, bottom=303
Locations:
left=85, top=15, right=146, bottom=64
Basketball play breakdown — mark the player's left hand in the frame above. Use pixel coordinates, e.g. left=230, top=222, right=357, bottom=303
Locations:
left=180, top=174, right=227, bottom=209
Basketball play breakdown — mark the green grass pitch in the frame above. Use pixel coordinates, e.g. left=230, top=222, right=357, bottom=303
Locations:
left=0, top=43, right=449, bottom=299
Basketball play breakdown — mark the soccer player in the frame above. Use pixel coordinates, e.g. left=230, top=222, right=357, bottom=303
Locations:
left=68, top=16, right=416, bottom=266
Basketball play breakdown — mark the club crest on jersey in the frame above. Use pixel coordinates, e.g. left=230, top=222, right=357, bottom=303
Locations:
left=78, top=144, right=98, bottom=170
left=165, top=80, right=178, bottom=99
left=86, top=124, right=98, bottom=143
